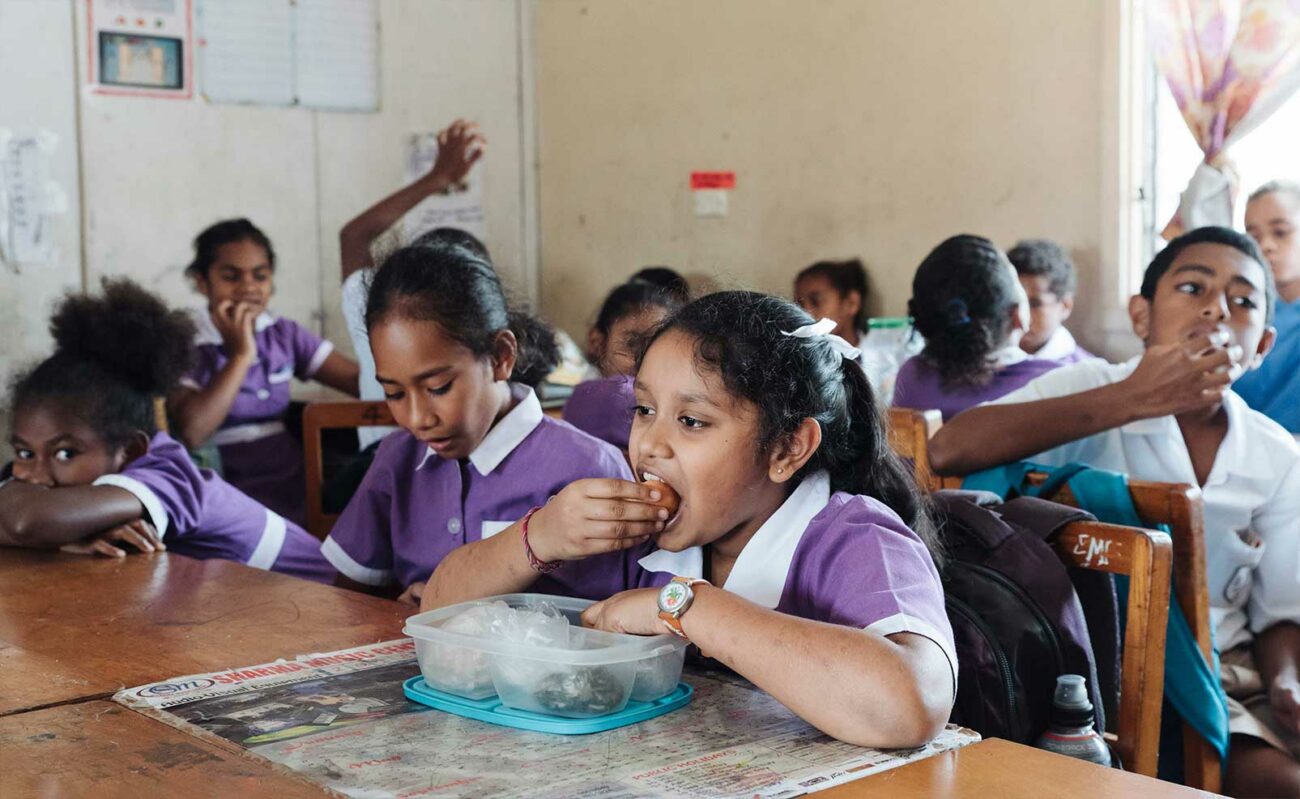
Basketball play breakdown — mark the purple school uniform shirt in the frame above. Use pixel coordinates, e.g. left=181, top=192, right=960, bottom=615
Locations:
left=616, top=471, right=956, bottom=690
left=561, top=375, right=636, bottom=450
left=892, top=349, right=1062, bottom=421
left=180, top=311, right=333, bottom=525
left=322, top=384, right=639, bottom=594
left=92, top=432, right=334, bottom=583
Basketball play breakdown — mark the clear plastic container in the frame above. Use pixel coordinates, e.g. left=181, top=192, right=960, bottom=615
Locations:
left=404, top=594, right=689, bottom=717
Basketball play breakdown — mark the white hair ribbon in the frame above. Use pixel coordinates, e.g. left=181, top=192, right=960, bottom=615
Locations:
left=781, top=317, right=863, bottom=361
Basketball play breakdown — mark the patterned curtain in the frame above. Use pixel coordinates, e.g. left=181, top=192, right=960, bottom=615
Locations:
left=1147, top=0, right=1300, bottom=238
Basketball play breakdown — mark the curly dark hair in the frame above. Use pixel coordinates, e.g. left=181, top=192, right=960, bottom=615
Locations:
left=642, top=291, right=938, bottom=556
left=908, top=234, right=1021, bottom=390
left=1007, top=239, right=1077, bottom=298
left=364, top=241, right=559, bottom=388
left=11, top=278, right=196, bottom=448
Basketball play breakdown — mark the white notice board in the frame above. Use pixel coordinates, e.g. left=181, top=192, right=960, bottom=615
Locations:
left=197, top=0, right=378, bottom=111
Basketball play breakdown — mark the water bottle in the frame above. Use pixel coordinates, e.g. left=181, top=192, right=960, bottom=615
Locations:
left=859, top=317, right=921, bottom=405
left=1035, top=674, right=1111, bottom=767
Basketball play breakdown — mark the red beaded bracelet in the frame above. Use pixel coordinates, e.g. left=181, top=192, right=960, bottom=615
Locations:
left=520, top=506, right=562, bottom=574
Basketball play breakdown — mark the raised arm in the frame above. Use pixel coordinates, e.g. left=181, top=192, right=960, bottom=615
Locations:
left=928, top=337, right=1236, bottom=476
left=339, top=119, right=485, bottom=279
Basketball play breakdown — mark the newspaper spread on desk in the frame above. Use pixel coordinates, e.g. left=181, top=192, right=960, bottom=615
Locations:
left=117, top=639, right=979, bottom=799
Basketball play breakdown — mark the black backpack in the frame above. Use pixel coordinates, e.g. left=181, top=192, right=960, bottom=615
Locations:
left=935, top=490, right=1120, bottom=746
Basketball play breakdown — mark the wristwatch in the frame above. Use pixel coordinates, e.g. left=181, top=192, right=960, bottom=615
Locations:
left=657, top=576, right=710, bottom=639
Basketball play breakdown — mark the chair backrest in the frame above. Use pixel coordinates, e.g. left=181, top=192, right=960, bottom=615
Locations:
left=1052, top=519, right=1171, bottom=778
left=885, top=407, right=959, bottom=491
left=303, top=401, right=395, bottom=540
left=1028, top=472, right=1219, bottom=792
left=153, top=397, right=169, bottom=434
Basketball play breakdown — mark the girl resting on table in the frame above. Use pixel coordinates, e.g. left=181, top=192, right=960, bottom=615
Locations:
left=320, top=239, right=635, bottom=606
left=169, top=218, right=360, bottom=526
left=424, top=291, right=956, bottom=748
left=0, top=279, right=334, bottom=582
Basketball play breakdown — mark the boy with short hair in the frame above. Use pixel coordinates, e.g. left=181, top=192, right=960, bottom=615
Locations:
left=1007, top=239, right=1095, bottom=363
left=931, top=227, right=1299, bottom=797
left=1238, top=180, right=1300, bottom=435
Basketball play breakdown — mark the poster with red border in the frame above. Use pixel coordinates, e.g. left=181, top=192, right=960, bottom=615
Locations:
left=86, top=0, right=194, bottom=99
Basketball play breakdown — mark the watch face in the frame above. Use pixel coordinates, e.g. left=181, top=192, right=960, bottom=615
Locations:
left=658, top=581, right=691, bottom=614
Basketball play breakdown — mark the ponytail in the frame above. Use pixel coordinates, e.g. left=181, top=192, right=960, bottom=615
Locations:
left=507, top=310, right=560, bottom=388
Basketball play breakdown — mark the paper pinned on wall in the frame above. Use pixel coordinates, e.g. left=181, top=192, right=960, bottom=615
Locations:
left=197, top=0, right=378, bottom=111
left=295, top=0, right=379, bottom=112
left=0, top=130, right=68, bottom=271
left=196, top=0, right=293, bottom=106
left=401, top=131, right=486, bottom=244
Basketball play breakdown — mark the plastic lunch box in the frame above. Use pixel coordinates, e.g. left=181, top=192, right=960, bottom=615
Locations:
left=403, top=594, right=689, bottom=719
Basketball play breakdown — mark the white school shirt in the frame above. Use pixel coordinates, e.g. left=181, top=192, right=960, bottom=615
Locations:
left=989, top=358, right=1300, bottom=651
left=341, top=269, right=400, bottom=449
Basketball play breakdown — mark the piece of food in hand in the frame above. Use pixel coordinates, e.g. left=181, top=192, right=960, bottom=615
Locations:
left=639, top=474, right=680, bottom=517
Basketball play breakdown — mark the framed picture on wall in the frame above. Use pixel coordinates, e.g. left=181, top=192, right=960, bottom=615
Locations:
left=98, top=33, right=183, bottom=90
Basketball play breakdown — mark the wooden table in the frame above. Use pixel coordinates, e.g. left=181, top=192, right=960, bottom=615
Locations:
left=820, top=738, right=1219, bottom=798
left=0, top=551, right=407, bottom=717
left=0, top=701, right=332, bottom=798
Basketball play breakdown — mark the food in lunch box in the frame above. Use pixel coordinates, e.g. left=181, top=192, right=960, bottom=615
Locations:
left=532, top=667, right=628, bottom=716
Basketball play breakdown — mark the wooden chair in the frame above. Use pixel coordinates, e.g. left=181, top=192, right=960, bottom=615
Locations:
left=881, top=416, right=1218, bottom=788
left=1051, top=519, right=1172, bottom=778
left=1028, top=472, right=1219, bottom=792
left=303, top=401, right=395, bottom=540
left=152, top=397, right=169, bottom=434
left=885, top=407, right=961, bottom=491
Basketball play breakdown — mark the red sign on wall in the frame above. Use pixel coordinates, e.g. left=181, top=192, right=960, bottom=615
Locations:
left=690, top=171, right=736, bottom=190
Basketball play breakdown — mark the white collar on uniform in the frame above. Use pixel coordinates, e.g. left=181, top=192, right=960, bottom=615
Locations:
left=1032, top=327, right=1079, bottom=361
left=191, top=308, right=277, bottom=346
left=638, top=471, right=832, bottom=608
left=989, top=344, right=1029, bottom=367
left=416, top=384, right=544, bottom=475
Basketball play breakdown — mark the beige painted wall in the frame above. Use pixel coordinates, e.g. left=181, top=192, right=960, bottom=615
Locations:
left=536, top=0, right=1114, bottom=354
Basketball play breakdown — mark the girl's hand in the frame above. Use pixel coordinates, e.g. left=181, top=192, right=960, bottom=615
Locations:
left=396, top=581, right=425, bottom=608
left=59, top=519, right=165, bottom=558
left=526, top=479, right=668, bottom=563
left=212, top=300, right=258, bottom=362
left=1122, top=331, right=1239, bottom=418
left=1269, top=676, right=1300, bottom=736
left=581, top=588, right=664, bottom=636
left=425, top=119, right=485, bottom=190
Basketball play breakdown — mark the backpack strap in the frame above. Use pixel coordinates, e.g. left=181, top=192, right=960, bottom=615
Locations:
left=996, top=495, right=1095, bottom=542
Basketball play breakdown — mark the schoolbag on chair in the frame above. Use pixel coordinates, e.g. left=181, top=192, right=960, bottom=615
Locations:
left=935, top=489, right=1118, bottom=749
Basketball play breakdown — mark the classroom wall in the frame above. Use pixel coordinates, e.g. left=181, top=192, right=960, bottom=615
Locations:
left=535, top=0, right=1115, bottom=354
left=0, top=0, right=535, bottom=421
left=0, top=0, right=83, bottom=404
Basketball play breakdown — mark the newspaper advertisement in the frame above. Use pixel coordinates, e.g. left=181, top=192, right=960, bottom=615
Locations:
left=117, top=640, right=979, bottom=799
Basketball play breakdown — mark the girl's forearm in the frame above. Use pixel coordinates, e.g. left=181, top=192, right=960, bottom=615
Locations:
left=0, top=482, right=144, bottom=547
left=420, top=523, right=538, bottom=610
left=340, top=176, right=447, bottom=279
left=681, top=587, right=950, bottom=747
left=169, top=356, right=253, bottom=447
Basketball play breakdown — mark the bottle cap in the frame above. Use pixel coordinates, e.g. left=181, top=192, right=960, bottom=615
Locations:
left=1051, top=674, right=1096, bottom=727
left=868, top=317, right=911, bottom=329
